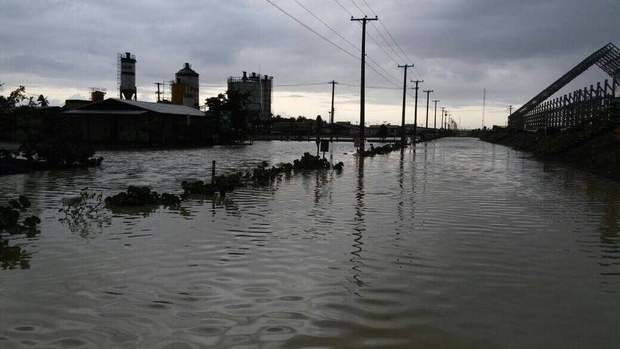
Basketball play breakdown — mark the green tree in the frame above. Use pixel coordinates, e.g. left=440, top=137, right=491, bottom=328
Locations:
left=0, top=85, right=27, bottom=111
left=377, top=124, right=388, bottom=141
left=37, top=95, right=49, bottom=107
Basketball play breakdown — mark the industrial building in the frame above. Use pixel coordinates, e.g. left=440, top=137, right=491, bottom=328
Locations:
left=171, top=63, right=200, bottom=109
left=62, top=98, right=212, bottom=146
left=227, top=72, right=273, bottom=122
left=118, top=52, right=137, bottom=100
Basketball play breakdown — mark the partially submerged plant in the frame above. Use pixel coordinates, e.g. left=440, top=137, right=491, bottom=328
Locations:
left=0, top=196, right=40, bottom=236
left=104, top=186, right=181, bottom=208
left=59, top=190, right=111, bottom=236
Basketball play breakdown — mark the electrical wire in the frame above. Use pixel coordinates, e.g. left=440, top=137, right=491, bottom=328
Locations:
left=264, top=0, right=400, bottom=88
left=360, top=0, right=412, bottom=63
left=264, top=0, right=358, bottom=60
left=293, top=0, right=360, bottom=52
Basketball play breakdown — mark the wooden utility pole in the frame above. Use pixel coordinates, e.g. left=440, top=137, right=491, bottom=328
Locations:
left=398, top=64, right=414, bottom=144
left=351, top=15, right=378, bottom=153
left=441, top=107, right=446, bottom=130
left=154, top=82, right=164, bottom=102
left=433, top=99, right=440, bottom=130
left=482, top=88, right=486, bottom=129
left=329, top=80, right=338, bottom=141
left=423, top=90, right=434, bottom=129
left=411, top=80, right=423, bottom=142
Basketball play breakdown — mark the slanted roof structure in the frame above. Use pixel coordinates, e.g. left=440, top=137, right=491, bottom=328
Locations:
left=64, top=98, right=205, bottom=117
left=511, top=43, right=620, bottom=121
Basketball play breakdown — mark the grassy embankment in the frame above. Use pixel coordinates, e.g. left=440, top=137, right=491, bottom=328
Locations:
left=477, top=121, right=620, bottom=180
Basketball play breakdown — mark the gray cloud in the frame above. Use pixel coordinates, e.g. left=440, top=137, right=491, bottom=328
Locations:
left=1, top=0, right=618, bottom=127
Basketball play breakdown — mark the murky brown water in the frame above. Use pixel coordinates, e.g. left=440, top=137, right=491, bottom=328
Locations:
left=1, top=138, right=619, bottom=348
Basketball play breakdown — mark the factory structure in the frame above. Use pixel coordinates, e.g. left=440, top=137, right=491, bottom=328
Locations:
left=118, top=52, right=137, bottom=100
left=60, top=52, right=214, bottom=146
left=227, top=71, right=273, bottom=122
left=58, top=52, right=276, bottom=146
left=171, top=63, right=200, bottom=109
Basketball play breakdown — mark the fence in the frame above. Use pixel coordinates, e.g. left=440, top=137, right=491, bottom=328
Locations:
left=518, top=79, right=618, bottom=131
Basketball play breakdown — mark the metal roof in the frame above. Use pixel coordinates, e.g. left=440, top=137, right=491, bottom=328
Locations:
left=64, top=110, right=147, bottom=116
left=110, top=99, right=205, bottom=116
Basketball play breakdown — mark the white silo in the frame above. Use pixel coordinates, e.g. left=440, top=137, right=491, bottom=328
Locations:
left=174, top=63, right=199, bottom=108
left=118, top=52, right=137, bottom=100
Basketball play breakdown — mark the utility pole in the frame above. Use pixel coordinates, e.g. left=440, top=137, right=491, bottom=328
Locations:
left=154, top=82, right=164, bottom=102
left=482, top=88, right=486, bottom=129
left=398, top=64, right=414, bottom=144
left=351, top=15, right=378, bottom=153
left=508, top=105, right=513, bottom=128
left=411, top=80, right=423, bottom=143
left=441, top=107, right=446, bottom=130
left=433, top=99, right=440, bottom=130
left=329, top=80, right=338, bottom=141
left=423, top=90, right=433, bottom=129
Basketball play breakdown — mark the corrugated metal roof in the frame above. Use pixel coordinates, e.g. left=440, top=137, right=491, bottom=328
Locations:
left=64, top=110, right=147, bottom=116
left=111, top=99, right=205, bottom=116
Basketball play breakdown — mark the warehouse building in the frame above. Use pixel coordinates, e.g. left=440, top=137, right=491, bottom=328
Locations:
left=63, top=98, right=212, bottom=146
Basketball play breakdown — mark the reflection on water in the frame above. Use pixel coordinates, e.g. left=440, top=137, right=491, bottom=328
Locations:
left=0, top=239, right=31, bottom=270
left=1, top=139, right=620, bottom=348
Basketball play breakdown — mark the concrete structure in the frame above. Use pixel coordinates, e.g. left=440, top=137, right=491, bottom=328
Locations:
left=118, top=52, right=137, bottom=100
left=62, top=98, right=213, bottom=146
left=227, top=71, right=273, bottom=122
left=171, top=63, right=199, bottom=109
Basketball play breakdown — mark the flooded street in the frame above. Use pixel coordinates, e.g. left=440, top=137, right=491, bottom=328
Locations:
left=1, top=138, right=619, bottom=348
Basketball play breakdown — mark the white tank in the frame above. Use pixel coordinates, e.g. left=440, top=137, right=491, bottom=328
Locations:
left=119, top=52, right=137, bottom=100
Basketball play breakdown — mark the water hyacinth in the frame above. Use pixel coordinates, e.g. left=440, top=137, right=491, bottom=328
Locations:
left=104, top=186, right=181, bottom=208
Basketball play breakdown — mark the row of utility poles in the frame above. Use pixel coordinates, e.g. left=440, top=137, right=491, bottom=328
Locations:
left=323, top=16, right=459, bottom=152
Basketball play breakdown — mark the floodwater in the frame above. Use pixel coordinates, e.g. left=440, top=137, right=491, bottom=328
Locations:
left=1, top=138, right=619, bottom=348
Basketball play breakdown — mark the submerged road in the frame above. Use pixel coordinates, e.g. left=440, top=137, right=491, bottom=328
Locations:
left=1, top=138, right=619, bottom=348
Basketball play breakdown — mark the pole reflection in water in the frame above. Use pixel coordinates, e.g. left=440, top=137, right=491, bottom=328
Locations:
left=350, top=155, right=366, bottom=290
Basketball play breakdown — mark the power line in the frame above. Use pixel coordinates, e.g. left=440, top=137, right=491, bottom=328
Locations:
left=297, top=0, right=400, bottom=85
left=360, top=0, right=412, bottom=62
left=331, top=0, right=403, bottom=72
left=275, top=82, right=329, bottom=87
left=264, top=0, right=399, bottom=88
left=350, top=0, right=407, bottom=64
left=264, top=0, right=358, bottom=60
left=293, top=0, right=360, bottom=52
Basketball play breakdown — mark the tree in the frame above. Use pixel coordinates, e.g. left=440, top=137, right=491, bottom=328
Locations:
left=0, top=85, right=26, bottom=111
left=377, top=124, right=388, bottom=141
left=37, top=95, right=49, bottom=107
left=205, top=93, right=228, bottom=112
left=204, top=90, right=250, bottom=141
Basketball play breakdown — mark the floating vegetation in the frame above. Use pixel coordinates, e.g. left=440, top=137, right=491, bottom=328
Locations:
left=104, top=186, right=182, bottom=208
left=0, top=196, right=40, bottom=236
left=0, top=195, right=40, bottom=270
left=183, top=153, right=343, bottom=197
left=0, top=239, right=31, bottom=270
left=362, top=142, right=407, bottom=157
left=59, top=190, right=111, bottom=237
left=293, top=152, right=331, bottom=170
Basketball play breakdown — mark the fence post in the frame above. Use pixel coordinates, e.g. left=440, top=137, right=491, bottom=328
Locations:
left=212, top=160, right=216, bottom=184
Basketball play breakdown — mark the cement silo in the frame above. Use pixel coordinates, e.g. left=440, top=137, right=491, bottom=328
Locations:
left=227, top=71, right=273, bottom=121
left=171, top=63, right=199, bottom=108
left=118, top=52, right=137, bottom=100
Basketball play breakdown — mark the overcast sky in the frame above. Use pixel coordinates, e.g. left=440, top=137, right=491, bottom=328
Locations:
left=1, top=0, right=618, bottom=128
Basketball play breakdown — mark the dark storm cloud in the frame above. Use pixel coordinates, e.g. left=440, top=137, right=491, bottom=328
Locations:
left=1, top=0, right=618, bottom=124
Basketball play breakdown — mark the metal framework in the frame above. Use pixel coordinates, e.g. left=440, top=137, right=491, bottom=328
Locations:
left=510, top=43, right=620, bottom=128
